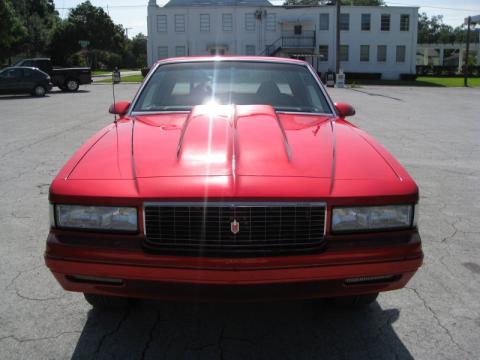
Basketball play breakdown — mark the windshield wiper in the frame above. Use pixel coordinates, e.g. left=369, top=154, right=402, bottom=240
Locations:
left=275, top=106, right=323, bottom=113
left=140, top=105, right=193, bottom=112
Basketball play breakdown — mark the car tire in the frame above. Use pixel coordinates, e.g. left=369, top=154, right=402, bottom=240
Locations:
left=32, top=85, right=47, bottom=97
left=65, top=79, right=80, bottom=92
left=83, top=293, right=132, bottom=310
left=331, top=293, right=379, bottom=308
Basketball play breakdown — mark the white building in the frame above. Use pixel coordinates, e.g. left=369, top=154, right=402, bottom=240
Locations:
left=147, top=0, right=418, bottom=79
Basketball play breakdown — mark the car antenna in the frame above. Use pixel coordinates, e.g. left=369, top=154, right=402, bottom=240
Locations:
left=112, top=67, right=121, bottom=122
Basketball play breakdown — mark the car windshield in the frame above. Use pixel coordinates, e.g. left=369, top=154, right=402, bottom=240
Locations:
left=133, top=61, right=332, bottom=114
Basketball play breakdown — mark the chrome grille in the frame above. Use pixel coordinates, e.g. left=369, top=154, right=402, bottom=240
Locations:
left=143, top=203, right=326, bottom=256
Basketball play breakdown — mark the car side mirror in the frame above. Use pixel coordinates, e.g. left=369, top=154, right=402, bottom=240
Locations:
left=334, top=102, right=356, bottom=118
left=109, top=101, right=131, bottom=117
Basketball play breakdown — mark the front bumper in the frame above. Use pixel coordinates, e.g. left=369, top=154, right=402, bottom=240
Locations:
left=45, top=231, right=423, bottom=301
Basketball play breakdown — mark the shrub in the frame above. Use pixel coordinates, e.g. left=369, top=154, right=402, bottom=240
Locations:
left=344, top=72, right=382, bottom=80
left=141, top=67, right=150, bottom=78
left=66, top=52, right=88, bottom=67
left=400, top=73, right=417, bottom=81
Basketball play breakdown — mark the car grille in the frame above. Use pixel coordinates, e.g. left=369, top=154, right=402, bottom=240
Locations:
left=143, top=203, right=326, bottom=256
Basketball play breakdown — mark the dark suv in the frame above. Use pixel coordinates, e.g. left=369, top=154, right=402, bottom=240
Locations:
left=0, top=67, right=53, bottom=97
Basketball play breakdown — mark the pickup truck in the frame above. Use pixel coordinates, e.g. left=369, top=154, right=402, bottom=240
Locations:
left=14, top=58, right=92, bottom=92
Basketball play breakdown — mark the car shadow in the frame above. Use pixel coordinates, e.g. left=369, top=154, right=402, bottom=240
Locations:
left=0, top=94, right=51, bottom=100
left=49, top=89, right=90, bottom=95
left=71, top=299, right=412, bottom=359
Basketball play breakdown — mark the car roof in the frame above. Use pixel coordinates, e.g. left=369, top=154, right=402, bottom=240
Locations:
left=154, top=56, right=308, bottom=66
left=4, top=66, right=42, bottom=71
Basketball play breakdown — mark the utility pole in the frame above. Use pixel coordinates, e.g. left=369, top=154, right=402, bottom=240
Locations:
left=464, top=16, right=471, bottom=87
left=125, top=28, right=133, bottom=39
left=335, top=0, right=341, bottom=75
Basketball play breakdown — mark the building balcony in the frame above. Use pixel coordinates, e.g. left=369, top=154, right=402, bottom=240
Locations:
left=263, top=30, right=316, bottom=56
left=281, top=30, right=316, bottom=49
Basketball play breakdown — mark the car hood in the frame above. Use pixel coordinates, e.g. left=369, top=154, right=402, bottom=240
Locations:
left=53, top=104, right=419, bottom=201
left=67, top=105, right=400, bottom=185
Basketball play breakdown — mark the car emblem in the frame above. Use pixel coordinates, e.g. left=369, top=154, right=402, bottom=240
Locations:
left=231, top=220, right=240, bottom=234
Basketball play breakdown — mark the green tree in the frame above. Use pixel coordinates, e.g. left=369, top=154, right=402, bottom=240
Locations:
left=130, top=33, right=147, bottom=68
left=0, top=0, right=27, bottom=64
left=12, top=0, right=60, bottom=57
left=49, top=1, right=127, bottom=68
left=417, top=13, right=478, bottom=44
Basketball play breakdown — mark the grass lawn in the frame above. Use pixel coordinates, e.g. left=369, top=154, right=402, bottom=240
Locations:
left=349, top=76, right=480, bottom=87
left=93, top=69, right=138, bottom=76
left=96, top=74, right=480, bottom=86
left=97, top=74, right=144, bottom=83
left=92, top=70, right=111, bottom=76
left=416, top=76, right=480, bottom=87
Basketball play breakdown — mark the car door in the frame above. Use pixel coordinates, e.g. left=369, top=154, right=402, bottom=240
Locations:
left=22, top=68, right=39, bottom=92
left=0, top=70, right=6, bottom=94
left=0, top=68, right=24, bottom=94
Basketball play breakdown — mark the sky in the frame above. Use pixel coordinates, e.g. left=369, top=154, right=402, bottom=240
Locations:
left=53, top=0, right=480, bottom=38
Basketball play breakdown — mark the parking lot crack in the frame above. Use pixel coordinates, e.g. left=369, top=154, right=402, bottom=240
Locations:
left=349, top=88, right=404, bottom=102
left=5, top=265, right=43, bottom=291
left=441, top=221, right=459, bottom=243
left=10, top=212, right=32, bottom=220
left=0, top=120, right=101, bottom=161
left=218, top=324, right=226, bottom=360
left=0, top=331, right=81, bottom=344
left=93, top=306, right=131, bottom=356
left=14, top=288, right=64, bottom=302
left=406, top=286, right=474, bottom=357
left=140, top=310, right=161, bottom=360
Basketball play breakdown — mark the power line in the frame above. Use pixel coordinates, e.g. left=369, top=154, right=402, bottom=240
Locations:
left=55, top=5, right=146, bottom=10
left=386, top=2, right=480, bottom=13
left=54, top=2, right=480, bottom=13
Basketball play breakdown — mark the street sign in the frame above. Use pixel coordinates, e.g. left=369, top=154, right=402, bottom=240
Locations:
left=79, top=40, right=90, bottom=49
left=112, top=69, right=121, bottom=84
left=336, top=70, right=345, bottom=88
left=465, top=15, right=480, bottom=25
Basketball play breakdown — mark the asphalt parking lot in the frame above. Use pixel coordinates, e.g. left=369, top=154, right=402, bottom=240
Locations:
left=1, top=83, right=479, bottom=360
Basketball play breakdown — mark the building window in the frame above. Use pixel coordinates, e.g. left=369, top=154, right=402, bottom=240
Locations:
left=222, top=13, right=233, bottom=31
left=157, top=46, right=168, bottom=59
left=319, top=45, right=328, bottom=61
left=157, top=15, right=167, bottom=32
left=175, top=14, right=185, bottom=32
left=360, top=45, right=369, bottom=62
left=294, top=25, right=302, bottom=35
left=245, top=13, right=255, bottom=31
left=175, top=46, right=186, bottom=56
left=266, top=13, right=276, bottom=31
left=381, top=14, right=390, bottom=31
left=361, top=14, right=371, bottom=31
left=400, top=14, right=410, bottom=31
left=396, top=45, right=406, bottom=62
left=319, top=13, right=329, bottom=30
left=340, top=45, right=349, bottom=61
left=377, top=45, right=387, bottom=62
left=200, top=14, right=210, bottom=32
left=340, top=14, right=349, bottom=31
left=245, top=45, right=256, bottom=55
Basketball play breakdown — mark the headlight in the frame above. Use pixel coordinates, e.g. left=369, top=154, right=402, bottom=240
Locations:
left=54, top=205, right=138, bottom=232
left=332, top=205, right=414, bottom=232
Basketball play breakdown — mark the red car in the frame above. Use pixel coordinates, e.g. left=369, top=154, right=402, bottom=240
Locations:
left=45, top=57, right=422, bottom=309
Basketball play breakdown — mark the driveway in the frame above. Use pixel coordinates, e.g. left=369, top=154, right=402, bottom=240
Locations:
left=0, top=85, right=479, bottom=359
